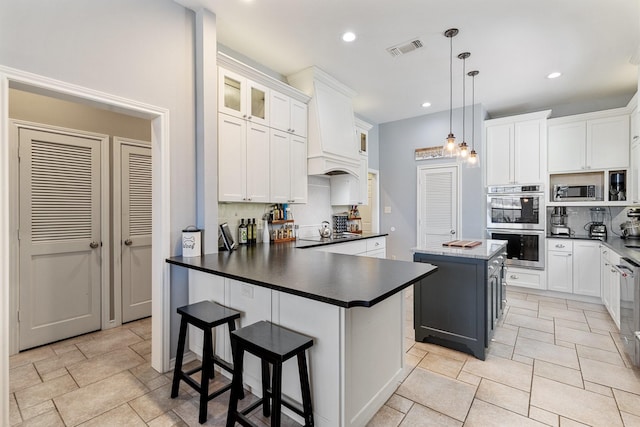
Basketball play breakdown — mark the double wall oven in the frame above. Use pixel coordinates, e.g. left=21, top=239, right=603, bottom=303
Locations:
left=486, top=185, right=545, bottom=270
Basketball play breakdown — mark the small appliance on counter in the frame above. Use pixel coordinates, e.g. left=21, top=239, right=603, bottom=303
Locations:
left=550, top=207, right=570, bottom=236
left=620, top=208, right=640, bottom=239
left=609, top=172, right=626, bottom=201
left=587, top=207, right=607, bottom=240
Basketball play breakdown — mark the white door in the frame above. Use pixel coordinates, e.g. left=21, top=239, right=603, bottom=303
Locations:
left=417, top=165, right=458, bottom=246
left=120, top=143, right=152, bottom=323
left=18, top=128, right=102, bottom=350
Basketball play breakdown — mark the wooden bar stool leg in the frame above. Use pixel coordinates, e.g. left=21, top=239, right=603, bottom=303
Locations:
left=227, top=320, right=244, bottom=400
left=200, top=327, right=214, bottom=424
left=261, top=359, right=271, bottom=417
left=226, top=340, right=244, bottom=427
left=270, top=362, right=283, bottom=427
left=297, top=353, right=314, bottom=426
left=171, top=318, right=188, bottom=398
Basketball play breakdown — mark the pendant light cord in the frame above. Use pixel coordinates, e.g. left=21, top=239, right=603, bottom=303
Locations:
left=449, top=35, right=453, bottom=134
left=462, top=56, right=466, bottom=142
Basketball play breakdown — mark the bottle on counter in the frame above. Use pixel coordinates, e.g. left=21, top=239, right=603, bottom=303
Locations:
left=251, top=218, right=257, bottom=244
left=247, top=218, right=254, bottom=244
left=239, top=218, right=248, bottom=245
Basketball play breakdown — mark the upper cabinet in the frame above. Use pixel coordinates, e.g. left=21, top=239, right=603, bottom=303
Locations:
left=485, top=110, right=551, bottom=186
left=219, top=67, right=270, bottom=126
left=217, top=53, right=310, bottom=204
left=270, top=92, right=308, bottom=137
left=629, top=101, right=640, bottom=204
left=547, top=108, right=631, bottom=206
left=548, top=110, right=629, bottom=173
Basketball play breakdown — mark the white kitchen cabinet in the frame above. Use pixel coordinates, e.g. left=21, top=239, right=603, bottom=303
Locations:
left=573, top=240, right=601, bottom=297
left=504, top=266, right=546, bottom=290
left=546, top=239, right=601, bottom=297
left=601, top=247, right=621, bottom=329
left=330, top=155, right=368, bottom=206
left=485, top=111, right=550, bottom=186
left=548, top=111, right=629, bottom=173
left=547, top=239, right=573, bottom=293
left=219, top=67, right=269, bottom=126
left=270, top=91, right=308, bottom=137
left=355, top=118, right=372, bottom=157
left=218, top=114, right=270, bottom=203
left=311, top=237, right=386, bottom=258
left=632, top=138, right=640, bottom=203
left=270, top=129, right=307, bottom=204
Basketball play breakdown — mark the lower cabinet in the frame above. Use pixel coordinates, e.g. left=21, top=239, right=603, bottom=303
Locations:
left=601, top=247, right=621, bottom=329
left=310, top=237, right=386, bottom=258
left=504, top=266, right=546, bottom=290
left=546, top=239, right=600, bottom=297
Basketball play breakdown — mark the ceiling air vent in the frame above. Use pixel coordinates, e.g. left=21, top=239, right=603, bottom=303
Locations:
left=386, top=38, right=424, bottom=57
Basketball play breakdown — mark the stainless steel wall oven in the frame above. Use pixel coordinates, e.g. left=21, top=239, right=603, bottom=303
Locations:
left=487, top=185, right=545, bottom=269
left=486, top=229, right=545, bottom=269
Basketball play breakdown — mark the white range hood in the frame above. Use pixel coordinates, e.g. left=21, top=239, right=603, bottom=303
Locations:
left=288, top=67, right=360, bottom=177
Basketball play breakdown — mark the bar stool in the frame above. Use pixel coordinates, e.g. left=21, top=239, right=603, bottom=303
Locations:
left=226, top=320, right=314, bottom=427
left=171, top=300, right=242, bottom=424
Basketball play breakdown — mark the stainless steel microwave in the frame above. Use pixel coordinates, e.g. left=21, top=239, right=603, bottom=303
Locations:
left=553, top=184, right=597, bottom=202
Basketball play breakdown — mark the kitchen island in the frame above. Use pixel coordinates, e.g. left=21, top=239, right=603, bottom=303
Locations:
left=167, top=243, right=436, bottom=427
left=412, top=239, right=507, bottom=360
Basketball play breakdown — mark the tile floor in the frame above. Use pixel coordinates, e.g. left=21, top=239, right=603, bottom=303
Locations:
left=9, top=288, right=640, bottom=426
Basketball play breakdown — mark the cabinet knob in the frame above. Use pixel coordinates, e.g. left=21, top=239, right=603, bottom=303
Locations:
left=450, top=229, right=456, bottom=235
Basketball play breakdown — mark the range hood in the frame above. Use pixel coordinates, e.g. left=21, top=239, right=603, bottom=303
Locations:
left=288, top=67, right=360, bottom=177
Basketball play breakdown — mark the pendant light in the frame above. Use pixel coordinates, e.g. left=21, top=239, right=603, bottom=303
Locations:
left=467, top=70, right=479, bottom=165
left=444, top=28, right=458, bottom=156
left=457, top=51, right=470, bottom=158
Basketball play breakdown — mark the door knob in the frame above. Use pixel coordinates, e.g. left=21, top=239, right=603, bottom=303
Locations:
left=89, top=241, right=99, bottom=249
left=124, top=239, right=133, bottom=246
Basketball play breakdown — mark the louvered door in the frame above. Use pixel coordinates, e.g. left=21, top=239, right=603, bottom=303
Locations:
left=120, top=144, right=152, bottom=323
left=417, top=165, right=459, bottom=246
left=18, top=128, right=102, bottom=350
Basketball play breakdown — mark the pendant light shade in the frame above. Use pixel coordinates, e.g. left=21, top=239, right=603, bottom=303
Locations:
left=444, top=28, right=458, bottom=156
left=458, top=51, right=470, bottom=158
left=467, top=70, right=480, bottom=166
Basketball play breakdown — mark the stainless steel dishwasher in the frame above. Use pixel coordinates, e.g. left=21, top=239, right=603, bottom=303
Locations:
left=619, top=257, right=640, bottom=367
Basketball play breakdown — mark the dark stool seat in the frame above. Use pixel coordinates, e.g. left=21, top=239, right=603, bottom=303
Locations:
left=171, top=300, right=242, bottom=424
left=226, top=320, right=314, bottom=427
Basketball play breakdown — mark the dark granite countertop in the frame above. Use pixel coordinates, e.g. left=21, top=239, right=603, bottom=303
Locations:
left=167, top=243, right=437, bottom=308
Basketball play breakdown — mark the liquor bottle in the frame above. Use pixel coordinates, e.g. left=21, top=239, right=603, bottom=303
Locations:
left=251, top=219, right=257, bottom=244
left=239, top=219, right=248, bottom=245
left=246, top=218, right=253, bottom=244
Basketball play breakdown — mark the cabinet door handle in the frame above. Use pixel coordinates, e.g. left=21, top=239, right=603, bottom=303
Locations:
left=510, top=274, right=519, bottom=279
left=555, top=244, right=565, bottom=248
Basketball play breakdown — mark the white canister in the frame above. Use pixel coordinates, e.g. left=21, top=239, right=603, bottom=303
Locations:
left=182, top=226, right=202, bottom=257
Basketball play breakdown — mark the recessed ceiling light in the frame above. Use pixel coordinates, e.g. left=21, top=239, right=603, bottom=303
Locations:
left=547, top=72, right=562, bottom=79
left=422, top=102, right=431, bottom=108
left=342, top=32, right=356, bottom=42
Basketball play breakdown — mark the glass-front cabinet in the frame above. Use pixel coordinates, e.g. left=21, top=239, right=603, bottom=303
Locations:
left=219, top=67, right=269, bottom=126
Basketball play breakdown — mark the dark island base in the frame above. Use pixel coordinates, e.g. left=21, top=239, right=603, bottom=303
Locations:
left=413, top=252, right=505, bottom=361
left=415, top=335, right=485, bottom=361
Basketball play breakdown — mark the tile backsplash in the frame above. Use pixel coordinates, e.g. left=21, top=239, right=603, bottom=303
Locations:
left=547, top=205, right=631, bottom=238
left=217, top=176, right=352, bottom=243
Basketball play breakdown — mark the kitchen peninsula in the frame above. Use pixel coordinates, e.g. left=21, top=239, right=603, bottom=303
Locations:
left=167, top=243, right=437, bottom=427
left=412, top=239, right=507, bottom=360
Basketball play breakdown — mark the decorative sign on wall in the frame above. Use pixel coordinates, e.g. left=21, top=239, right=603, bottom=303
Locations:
left=415, top=146, right=444, bottom=160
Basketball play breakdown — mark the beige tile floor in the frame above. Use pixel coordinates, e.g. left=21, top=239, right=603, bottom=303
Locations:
left=9, top=288, right=640, bottom=426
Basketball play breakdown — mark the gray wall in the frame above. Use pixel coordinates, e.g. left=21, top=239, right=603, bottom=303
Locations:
left=379, top=104, right=485, bottom=261
left=0, top=0, right=196, bottom=358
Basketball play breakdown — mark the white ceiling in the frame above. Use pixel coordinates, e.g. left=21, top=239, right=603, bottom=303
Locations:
left=177, top=0, right=640, bottom=124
